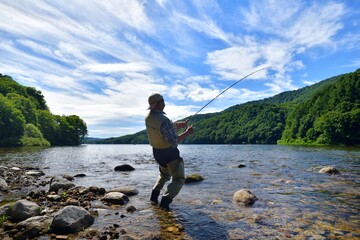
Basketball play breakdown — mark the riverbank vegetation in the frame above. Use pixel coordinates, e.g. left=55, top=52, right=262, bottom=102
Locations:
left=0, top=74, right=87, bottom=146
left=89, top=69, right=359, bottom=146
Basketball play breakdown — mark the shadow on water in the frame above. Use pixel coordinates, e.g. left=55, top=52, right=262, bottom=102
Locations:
left=174, top=205, right=229, bottom=240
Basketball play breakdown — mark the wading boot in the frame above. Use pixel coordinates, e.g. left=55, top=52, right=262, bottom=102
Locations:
left=150, top=189, right=160, bottom=204
left=159, top=196, right=173, bottom=211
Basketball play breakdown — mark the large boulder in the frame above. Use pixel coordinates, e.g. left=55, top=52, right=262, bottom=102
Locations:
left=51, top=206, right=94, bottom=234
left=319, top=166, right=340, bottom=175
left=11, top=199, right=41, bottom=222
left=102, top=192, right=129, bottom=205
left=233, top=189, right=258, bottom=206
left=49, top=175, right=76, bottom=192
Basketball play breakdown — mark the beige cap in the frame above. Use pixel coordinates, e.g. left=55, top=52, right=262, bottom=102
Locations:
left=148, top=93, right=163, bottom=109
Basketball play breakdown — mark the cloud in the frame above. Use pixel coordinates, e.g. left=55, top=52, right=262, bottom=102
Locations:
left=82, top=62, right=152, bottom=73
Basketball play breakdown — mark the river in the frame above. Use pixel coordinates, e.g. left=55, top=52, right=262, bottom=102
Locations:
left=0, top=144, right=359, bottom=239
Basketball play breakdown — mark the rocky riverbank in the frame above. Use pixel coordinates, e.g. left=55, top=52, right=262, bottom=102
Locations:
left=0, top=163, right=186, bottom=239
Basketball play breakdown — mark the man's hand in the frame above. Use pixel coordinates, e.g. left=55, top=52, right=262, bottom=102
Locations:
left=175, top=119, right=189, bottom=129
left=186, top=124, right=193, bottom=134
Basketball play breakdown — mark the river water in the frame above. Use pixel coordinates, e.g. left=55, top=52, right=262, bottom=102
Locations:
left=0, top=144, right=359, bottom=239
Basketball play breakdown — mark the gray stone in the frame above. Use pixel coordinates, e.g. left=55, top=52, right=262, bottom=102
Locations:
left=16, top=215, right=53, bottom=238
left=49, top=176, right=76, bottom=192
left=102, top=192, right=129, bottom=205
left=114, top=164, right=135, bottom=171
left=108, top=186, right=139, bottom=196
left=11, top=199, right=41, bottom=222
left=0, top=203, right=12, bottom=216
left=0, top=177, right=9, bottom=191
left=319, top=166, right=340, bottom=175
left=51, top=206, right=94, bottom=234
left=233, top=189, right=258, bottom=206
left=25, top=170, right=45, bottom=176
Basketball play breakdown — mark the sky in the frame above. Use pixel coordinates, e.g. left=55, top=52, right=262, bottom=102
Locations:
left=0, top=0, right=359, bottom=138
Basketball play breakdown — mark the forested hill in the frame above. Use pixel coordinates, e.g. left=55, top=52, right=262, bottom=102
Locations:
left=87, top=69, right=360, bottom=146
left=0, top=74, right=87, bottom=147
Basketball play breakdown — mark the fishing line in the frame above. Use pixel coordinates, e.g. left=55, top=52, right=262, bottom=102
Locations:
left=189, top=67, right=271, bottom=121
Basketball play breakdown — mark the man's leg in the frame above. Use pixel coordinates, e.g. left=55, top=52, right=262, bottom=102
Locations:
left=151, top=165, right=170, bottom=203
left=160, top=158, right=185, bottom=210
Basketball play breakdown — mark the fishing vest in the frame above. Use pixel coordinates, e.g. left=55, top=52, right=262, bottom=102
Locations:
left=145, top=111, right=173, bottom=149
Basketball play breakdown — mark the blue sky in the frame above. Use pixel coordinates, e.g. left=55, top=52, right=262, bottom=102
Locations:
left=0, top=0, right=359, bottom=138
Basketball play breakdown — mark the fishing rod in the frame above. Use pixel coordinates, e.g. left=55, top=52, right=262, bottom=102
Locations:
left=188, top=67, right=271, bottom=121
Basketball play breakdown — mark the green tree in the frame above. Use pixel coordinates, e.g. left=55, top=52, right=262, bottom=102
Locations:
left=20, top=123, right=50, bottom=146
left=0, top=94, right=25, bottom=146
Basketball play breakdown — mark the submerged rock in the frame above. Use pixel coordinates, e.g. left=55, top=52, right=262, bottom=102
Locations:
left=109, top=186, right=139, bottom=196
left=319, top=166, right=340, bottom=175
left=51, top=206, right=94, bottom=234
left=185, top=174, right=204, bottom=183
left=114, top=164, right=135, bottom=171
left=233, top=189, right=258, bottom=206
left=102, top=192, right=129, bottom=205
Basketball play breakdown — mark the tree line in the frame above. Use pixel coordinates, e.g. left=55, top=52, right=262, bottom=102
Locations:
left=0, top=74, right=87, bottom=147
left=88, top=69, right=359, bottom=146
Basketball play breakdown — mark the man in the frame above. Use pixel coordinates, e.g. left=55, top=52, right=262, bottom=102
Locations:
left=145, top=93, right=193, bottom=211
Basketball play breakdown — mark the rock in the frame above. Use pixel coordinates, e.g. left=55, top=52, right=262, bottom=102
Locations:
left=211, top=199, right=223, bottom=205
left=25, top=170, right=45, bottom=176
left=0, top=177, right=9, bottom=191
left=15, top=215, right=53, bottom=239
left=74, top=173, right=86, bottom=178
left=114, top=164, right=135, bottom=171
left=185, top=174, right=204, bottom=183
left=237, top=164, right=246, bottom=168
left=62, top=174, right=75, bottom=181
left=108, top=186, right=139, bottom=196
left=319, top=166, right=340, bottom=175
left=102, top=192, right=129, bottom=205
left=89, top=186, right=99, bottom=193
left=126, top=205, right=137, bottom=213
left=51, top=206, right=94, bottom=234
left=0, top=203, right=12, bottom=216
left=11, top=199, right=41, bottom=222
left=49, top=176, right=76, bottom=193
left=233, top=189, right=258, bottom=206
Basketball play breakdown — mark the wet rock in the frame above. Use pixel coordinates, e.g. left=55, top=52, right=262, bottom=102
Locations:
left=233, top=189, right=258, bottom=206
left=25, top=170, right=45, bottom=176
left=109, top=186, right=139, bottom=196
left=126, top=205, right=137, bottom=213
left=62, top=174, right=75, bottom=181
left=114, top=164, right=135, bottom=171
left=49, top=176, right=76, bottom=193
left=185, top=174, right=204, bottom=183
left=102, top=192, right=129, bottom=205
left=211, top=199, right=223, bottom=205
left=11, top=199, right=41, bottom=222
left=0, top=177, right=9, bottom=191
left=319, top=166, right=340, bottom=175
left=73, top=173, right=86, bottom=178
left=15, top=215, right=53, bottom=239
left=51, top=206, right=94, bottom=234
